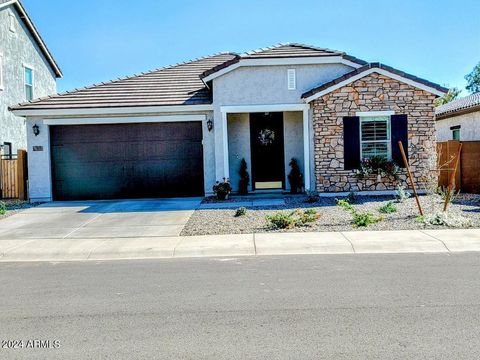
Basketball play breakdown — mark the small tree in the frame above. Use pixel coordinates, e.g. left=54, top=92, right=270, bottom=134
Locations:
left=288, top=158, right=303, bottom=194
left=434, top=87, right=461, bottom=106
left=238, top=158, right=250, bottom=195
left=465, top=61, right=480, bottom=93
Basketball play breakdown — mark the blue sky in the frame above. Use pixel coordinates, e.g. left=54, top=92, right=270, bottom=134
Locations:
left=23, top=0, right=480, bottom=94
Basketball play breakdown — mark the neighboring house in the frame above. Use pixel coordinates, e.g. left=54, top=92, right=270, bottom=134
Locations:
left=0, top=0, right=61, bottom=156
left=10, top=43, right=446, bottom=202
left=435, top=93, right=480, bottom=141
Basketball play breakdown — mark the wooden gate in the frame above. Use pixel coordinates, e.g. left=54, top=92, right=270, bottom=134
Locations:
left=0, top=150, right=28, bottom=200
left=437, top=140, right=480, bottom=194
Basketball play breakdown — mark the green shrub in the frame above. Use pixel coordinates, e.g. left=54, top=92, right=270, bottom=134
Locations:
left=266, top=208, right=320, bottom=229
left=297, top=208, right=320, bottom=224
left=352, top=211, right=382, bottom=227
left=379, top=201, right=397, bottom=214
left=0, top=201, right=6, bottom=215
left=336, top=198, right=354, bottom=212
left=234, top=207, right=247, bottom=217
left=266, top=211, right=297, bottom=229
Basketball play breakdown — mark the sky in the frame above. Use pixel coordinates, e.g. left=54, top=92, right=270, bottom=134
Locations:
left=22, top=0, right=480, bottom=95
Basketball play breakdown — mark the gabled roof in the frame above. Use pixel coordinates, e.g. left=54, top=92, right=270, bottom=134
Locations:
left=10, top=53, right=237, bottom=111
left=302, top=62, right=448, bottom=102
left=435, top=92, right=480, bottom=119
left=0, top=0, right=62, bottom=78
left=200, top=43, right=367, bottom=80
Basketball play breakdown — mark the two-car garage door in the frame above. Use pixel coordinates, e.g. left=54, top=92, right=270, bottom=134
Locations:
left=50, top=122, right=204, bottom=200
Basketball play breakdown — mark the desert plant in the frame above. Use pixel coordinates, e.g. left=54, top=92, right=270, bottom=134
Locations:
left=238, top=159, right=250, bottom=195
left=266, top=208, right=320, bottom=229
left=395, top=184, right=411, bottom=202
left=305, top=190, right=319, bottom=203
left=352, top=211, right=382, bottom=227
left=437, top=186, right=460, bottom=205
left=288, top=158, right=303, bottom=194
left=379, top=201, right=397, bottom=214
left=0, top=201, right=6, bottom=215
left=266, top=211, right=297, bottom=229
left=336, top=198, right=354, bottom=212
left=212, top=178, right=232, bottom=200
left=421, top=212, right=471, bottom=228
left=234, top=207, right=247, bottom=217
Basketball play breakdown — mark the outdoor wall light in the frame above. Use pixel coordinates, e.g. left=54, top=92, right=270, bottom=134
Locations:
left=207, top=119, right=213, bottom=132
left=32, top=124, right=40, bottom=136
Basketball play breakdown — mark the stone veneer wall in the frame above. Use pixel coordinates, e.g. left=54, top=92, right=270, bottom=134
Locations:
left=312, top=72, right=437, bottom=192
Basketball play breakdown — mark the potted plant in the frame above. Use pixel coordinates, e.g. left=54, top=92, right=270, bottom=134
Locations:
left=238, top=159, right=250, bottom=195
left=213, top=178, right=232, bottom=200
left=288, top=158, right=303, bottom=194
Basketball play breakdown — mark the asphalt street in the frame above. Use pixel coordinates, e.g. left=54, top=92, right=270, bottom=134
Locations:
left=1, top=253, right=480, bottom=359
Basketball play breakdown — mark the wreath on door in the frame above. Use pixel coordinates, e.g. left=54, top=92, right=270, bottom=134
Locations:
left=258, top=129, right=275, bottom=146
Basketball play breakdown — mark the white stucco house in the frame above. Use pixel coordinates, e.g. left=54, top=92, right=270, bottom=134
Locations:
left=10, top=43, right=447, bottom=202
left=435, top=92, right=480, bottom=141
left=0, top=0, right=61, bottom=155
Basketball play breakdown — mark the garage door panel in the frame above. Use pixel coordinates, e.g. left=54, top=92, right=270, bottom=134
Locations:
left=50, top=122, right=204, bottom=200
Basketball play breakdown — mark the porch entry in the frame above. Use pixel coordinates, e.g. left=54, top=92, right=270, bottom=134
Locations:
left=249, top=112, right=285, bottom=190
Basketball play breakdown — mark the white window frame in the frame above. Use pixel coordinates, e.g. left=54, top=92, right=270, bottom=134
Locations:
left=24, top=65, right=34, bottom=101
left=359, top=115, right=392, bottom=160
left=9, top=11, right=16, bottom=32
left=287, top=69, right=296, bottom=90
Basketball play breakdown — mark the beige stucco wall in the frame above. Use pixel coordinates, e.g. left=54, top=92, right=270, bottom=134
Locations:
left=283, top=111, right=304, bottom=191
left=436, top=110, right=480, bottom=141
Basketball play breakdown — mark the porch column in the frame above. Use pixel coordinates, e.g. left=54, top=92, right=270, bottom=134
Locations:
left=221, top=110, right=230, bottom=179
left=303, top=107, right=311, bottom=191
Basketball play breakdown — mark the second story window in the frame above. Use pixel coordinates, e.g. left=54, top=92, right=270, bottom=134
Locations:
left=24, top=66, right=34, bottom=101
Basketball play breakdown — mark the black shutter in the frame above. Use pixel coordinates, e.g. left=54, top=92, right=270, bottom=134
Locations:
left=391, top=114, right=408, bottom=167
left=343, top=116, right=360, bottom=170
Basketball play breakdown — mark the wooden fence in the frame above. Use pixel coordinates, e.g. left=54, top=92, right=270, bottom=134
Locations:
left=437, top=140, right=480, bottom=194
left=0, top=150, right=28, bottom=200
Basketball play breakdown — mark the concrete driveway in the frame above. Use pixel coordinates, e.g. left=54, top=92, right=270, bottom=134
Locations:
left=0, top=198, right=202, bottom=240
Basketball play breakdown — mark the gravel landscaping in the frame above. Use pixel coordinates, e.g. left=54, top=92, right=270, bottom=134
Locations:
left=181, top=194, right=480, bottom=236
left=0, top=200, right=41, bottom=221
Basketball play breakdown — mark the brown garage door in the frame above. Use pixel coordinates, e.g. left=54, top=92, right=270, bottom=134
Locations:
left=50, top=122, right=204, bottom=200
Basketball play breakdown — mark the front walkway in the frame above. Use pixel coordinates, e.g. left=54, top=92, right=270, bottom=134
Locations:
left=0, top=228, right=479, bottom=262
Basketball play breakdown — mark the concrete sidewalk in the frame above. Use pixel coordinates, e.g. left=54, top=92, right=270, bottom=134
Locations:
left=1, top=228, right=479, bottom=262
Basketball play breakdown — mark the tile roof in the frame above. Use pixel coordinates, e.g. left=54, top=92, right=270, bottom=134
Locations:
left=200, top=43, right=367, bottom=79
left=301, top=62, right=448, bottom=100
left=1, top=0, right=62, bottom=77
left=10, top=53, right=237, bottom=110
left=435, top=92, right=480, bottom=119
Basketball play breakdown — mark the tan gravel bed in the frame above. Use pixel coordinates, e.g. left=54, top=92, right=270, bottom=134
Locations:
left=181, top=194, right=480, bottom=236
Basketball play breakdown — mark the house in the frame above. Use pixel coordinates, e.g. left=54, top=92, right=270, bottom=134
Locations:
left=0, top=0, right=61, bottom=157
left=435, top=92, right=480, bottom=141
left=10, top=43, right=446, bottom=202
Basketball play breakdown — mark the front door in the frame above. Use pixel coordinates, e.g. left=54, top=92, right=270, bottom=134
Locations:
left=250, top=112, right=285, bottom=190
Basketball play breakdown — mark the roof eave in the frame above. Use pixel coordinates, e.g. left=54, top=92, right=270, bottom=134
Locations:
left=436, top=103, right=480, bottom=120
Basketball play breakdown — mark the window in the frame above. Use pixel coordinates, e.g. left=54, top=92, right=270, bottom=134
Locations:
left=287, top=69, right=296, bottom=90
left=9, top=12, right=16, bottom=32
left=452, top=127, right=460, bottom=140
left=360, top=115, right=391, bottom=160
left=24, top=67, right=33, bottom=101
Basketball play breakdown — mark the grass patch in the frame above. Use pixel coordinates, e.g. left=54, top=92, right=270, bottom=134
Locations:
left=0, top=201, right=6, bottom=216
